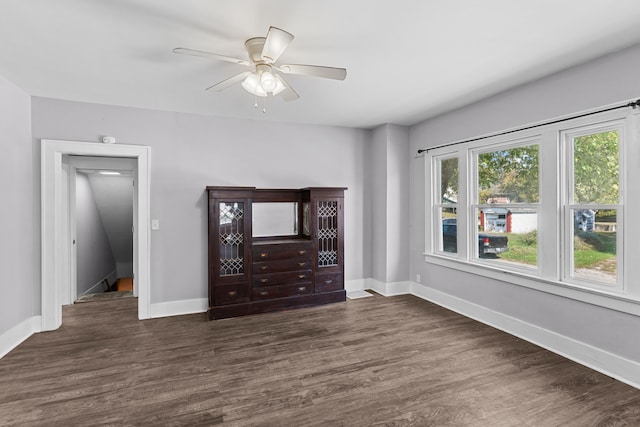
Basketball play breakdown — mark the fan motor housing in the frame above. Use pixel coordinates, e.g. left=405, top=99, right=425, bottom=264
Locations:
left=244, top=37, right=266, bottom=63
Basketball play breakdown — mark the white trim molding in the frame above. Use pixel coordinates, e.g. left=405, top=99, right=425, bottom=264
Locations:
left=0, top=316, right=41, bottom=359
left=345, top=278, right=367, bottom=293
left=41, top=139, right=151, bottom=331
left=367, top=278, right=413, bottom=296
left=149, top=298, right=208, bottom=319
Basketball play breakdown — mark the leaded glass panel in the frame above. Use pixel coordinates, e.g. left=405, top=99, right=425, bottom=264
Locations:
left=219, top=202, right=245, bottom=276
left=318, top=201, right=338, bottom=267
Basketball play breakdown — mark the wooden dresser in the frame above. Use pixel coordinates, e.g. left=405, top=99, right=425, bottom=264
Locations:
left=206, top=186, right=346, bottom=320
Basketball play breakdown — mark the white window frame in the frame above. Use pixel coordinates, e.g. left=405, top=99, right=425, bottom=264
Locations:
left=424, top=105, right=640, bottom=316
left=432, top=153, right=460, bottom=258
left=561, top=121, right=625, bottom=293
left=470, top=136, right=541, bottom=275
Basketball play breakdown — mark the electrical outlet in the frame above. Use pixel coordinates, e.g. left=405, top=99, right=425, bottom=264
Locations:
left=416, top=274, right=421, bottom=283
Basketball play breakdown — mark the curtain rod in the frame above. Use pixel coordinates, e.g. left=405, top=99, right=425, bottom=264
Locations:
left=417, top=99, right=640, bottom=154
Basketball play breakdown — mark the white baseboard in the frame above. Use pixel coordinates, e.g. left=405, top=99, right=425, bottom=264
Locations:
left=410, top=282, right=640, bottom=390
left=366, top=278, right=413, bottom=296
left=149, top=298, right=208, bottom=319
left=345, top=278, right=366, bottom=292
left=0, top=316, right=41, bottom=359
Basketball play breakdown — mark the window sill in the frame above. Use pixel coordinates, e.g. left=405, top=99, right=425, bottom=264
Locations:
left=423, top=253, right=640, bottom=316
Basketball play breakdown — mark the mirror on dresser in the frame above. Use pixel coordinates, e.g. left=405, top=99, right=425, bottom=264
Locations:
left=252, top=202, right=298, bottom=238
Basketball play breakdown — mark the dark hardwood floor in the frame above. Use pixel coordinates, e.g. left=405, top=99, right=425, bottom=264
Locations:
left=1, top=293, right=639, bottom=426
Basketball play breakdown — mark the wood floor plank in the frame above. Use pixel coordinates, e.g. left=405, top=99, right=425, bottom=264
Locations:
left=1, top=294, right=640, bottom=426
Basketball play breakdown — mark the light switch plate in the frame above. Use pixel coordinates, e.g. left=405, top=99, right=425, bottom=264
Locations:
left=151, top=219, right=160, bottom=230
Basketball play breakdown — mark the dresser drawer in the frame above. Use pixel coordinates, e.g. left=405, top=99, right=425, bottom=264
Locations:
left=253, top=257, right=312, bottom=274
left=252, top=242, right=312, bottom=261
left=315, top=272, right=344, bottom=292
left=253, top=270, right=312, bottom=287
left=214, top=283, right=250, bottom=305
left=252, top=283, right=313, bottom=300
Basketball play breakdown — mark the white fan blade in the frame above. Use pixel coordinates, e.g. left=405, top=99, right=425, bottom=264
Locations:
left=173, top=47, right=250, bottom=66
left=275, top=74, right=299, bottom=102
left=261, top=27, right=294, bottom=63
left=277, top=64, right=346, bottom=80
left=205, top=71, right=251, bottom=92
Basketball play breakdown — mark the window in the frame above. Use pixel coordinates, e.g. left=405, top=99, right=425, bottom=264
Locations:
left=473, top=141, right=539, bottom=269
left=562, top=125, right=623, bottom=290
left=424, top=106, right=639, bottom=311
left=433, top=156, right=458, bottom=255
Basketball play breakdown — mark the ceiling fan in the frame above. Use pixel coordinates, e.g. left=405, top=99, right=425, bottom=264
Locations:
left=173, top=26, right=347, bottom=105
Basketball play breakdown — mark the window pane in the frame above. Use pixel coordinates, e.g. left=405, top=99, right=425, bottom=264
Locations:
left=573, top=131, right=619, bottom=204
left=572, top=208, right=617, bottom=285
left=476, top=208, right=537, bottom=266
left=439, top=207, right=457, bottom=253
left=440, top=157, right=458, bottom=203
left=477, top=145, right=539, bottom=203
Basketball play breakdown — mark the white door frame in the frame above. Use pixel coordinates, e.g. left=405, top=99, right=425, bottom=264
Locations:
left=41, top=139, right=151, bottom=331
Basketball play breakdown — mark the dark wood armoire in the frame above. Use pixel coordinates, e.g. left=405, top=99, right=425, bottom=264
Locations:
left=206, top=186, right=346, bottom=320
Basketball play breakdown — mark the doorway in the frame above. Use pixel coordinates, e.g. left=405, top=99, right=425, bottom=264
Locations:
left=41, top=139, right=151, bottom=331
left=71, top=156, right=135, bottom=303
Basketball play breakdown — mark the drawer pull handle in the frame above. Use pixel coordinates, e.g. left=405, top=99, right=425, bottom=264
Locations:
left=260, top=266, right=268, bottom=271
left=298, top=250, right=306, bottom=255
left=298, top=262, right=306, bottom=267
left=260, top=278, right=269, bottom=283
left=227, top=291, right=237, bottom=297
left=259, top=290, right=269, bottom=296
left=324, top=280, right=333, bottom=285
left=260, top=253, right=268, bottom=258
left=298, top=274, right=305, bottom=279
left=298, top=286, right=306, bottom=291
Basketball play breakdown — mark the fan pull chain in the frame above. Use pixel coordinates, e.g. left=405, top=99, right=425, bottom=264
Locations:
left=251, top=96, right=268, bottom=114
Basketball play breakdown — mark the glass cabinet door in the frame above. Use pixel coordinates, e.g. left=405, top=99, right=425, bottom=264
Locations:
left=218, top=201, right=247, bottom=278
left=212, top=199, right=251, bottom=283
left=317, top=200, right=339, bottom=267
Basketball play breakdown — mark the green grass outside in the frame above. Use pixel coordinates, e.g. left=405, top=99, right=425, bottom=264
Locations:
left=497, top=230, right=616, bottom=272
left=573, top=231, right=616, bottom=272
left=498, top=232, right=537, bottom=265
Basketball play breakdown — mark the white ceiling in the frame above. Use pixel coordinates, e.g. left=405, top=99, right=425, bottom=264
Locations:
left=2, top=1, right=640, bottom=129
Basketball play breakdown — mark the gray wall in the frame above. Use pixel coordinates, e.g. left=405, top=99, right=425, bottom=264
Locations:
left=370, top=126, right=388, bottom=282
left=87, top=173, right=134, bottom=278
left=0, top=74, right=34, bottom=336
left=75, top=173, right=117, bottom=296
left=369, top=124, right=410, bottom=283
left=409, top=43, right=640, bottom=362
left=384, top=124, right=410, bottom=283
left=31, top=100, right=369, bottom=304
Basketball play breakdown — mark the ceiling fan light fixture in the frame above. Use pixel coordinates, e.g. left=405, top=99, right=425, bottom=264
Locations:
left=241, top=72, right=267, bottom=97
left=175, top=26, right=343, bottom=105
left=241, top=69, right=287, bottom=97
left=271, top=74, right=286, bottom=95
left=260, top=70, right=277, bottom=91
